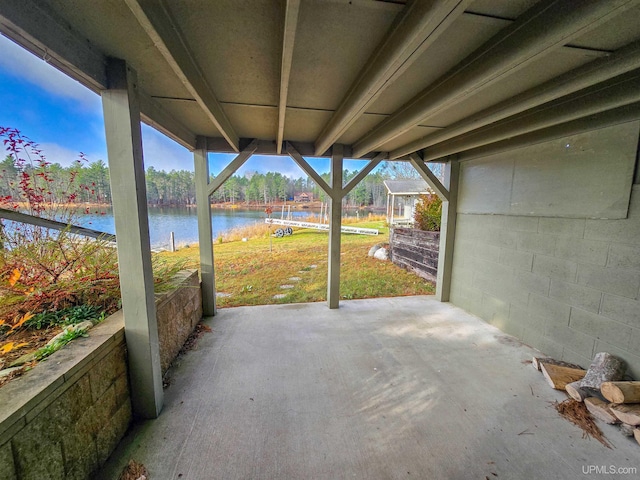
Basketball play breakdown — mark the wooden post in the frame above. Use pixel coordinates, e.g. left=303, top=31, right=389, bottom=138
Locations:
left=102, top=59, right=163, bottom=419
left=436, top=159, right=459, bottom=302
left=194, top=136, right=216, bottom=316
left=169, top=231, right=176, bottom=252
left=328, top=144, right=344, bottom=309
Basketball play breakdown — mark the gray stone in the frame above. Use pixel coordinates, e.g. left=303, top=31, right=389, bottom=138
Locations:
left=216, top=292, right=231, bottom=298
left=367, top=244, right=381, bottom=257
left=280, top=285, right=295, bottom=289
left=46, top=321, right=93, bottom=347
left=0, top=366, right=22, bottom=378
left=288, top=277, right=302, bottom=282
left=8, top=353, right=36, bottom=368
left=373, top=247, right=388, bottom=261
left=272, top=294, right=287, bottom=300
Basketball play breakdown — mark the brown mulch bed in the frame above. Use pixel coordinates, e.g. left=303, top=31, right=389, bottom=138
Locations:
left=0, top=326, right=62, bottom=370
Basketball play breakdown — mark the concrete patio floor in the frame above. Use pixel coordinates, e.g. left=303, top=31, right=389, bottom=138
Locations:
left=100, top=297, right=639, bottom=479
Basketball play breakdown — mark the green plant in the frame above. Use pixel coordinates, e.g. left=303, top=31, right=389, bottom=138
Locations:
left=34, top=326, right=88, bottom=361
left=414, top=194, right=442, bottom=231
left=25, top=304, right=104, bottom=329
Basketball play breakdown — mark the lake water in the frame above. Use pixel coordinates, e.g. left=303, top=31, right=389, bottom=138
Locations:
left=75, top=206, right=360, bottom=250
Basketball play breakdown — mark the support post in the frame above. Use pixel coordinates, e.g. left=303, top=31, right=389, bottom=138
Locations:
left=194, top=136, right=216, bottom=316
left=101, top=59, right=163, bottom=418
left=328, top=144, right=344, bottom=309
left=436, top=159, right=459, bottom=302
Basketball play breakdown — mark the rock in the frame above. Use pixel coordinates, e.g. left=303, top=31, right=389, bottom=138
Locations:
left=289, top=277, right=302, bottom=282
left=272, top=294, right=287, bottom=300
left=373, top=247, right=389, bottom=261
left=0, top=366, right=23, bottom=377
left=8, top=353, right=36, bottom=368
left=280, top=285, right=295, bottom=289
left=46, top=321, right=93, bottom=347
left=368, top=244, right=382, bottom=257
left=216, top=292, right=231, bottom=298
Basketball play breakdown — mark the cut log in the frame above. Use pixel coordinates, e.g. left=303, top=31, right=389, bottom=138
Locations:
left=610, top=404, right=640, bottom=426
left=584, top=397, right=620, bottom=424
left=620, top=423, right=636, bottom=437
left=634, top=428, right=640, bottom=446
left=540, top=363, right=586, bottom=390
left=601, top=381, right=640, bottom=404
left=566, top=381, right=589, bottom=402
left=532, top=357, right=582, bottom=371
left=579, top=352, right=626, bottom=391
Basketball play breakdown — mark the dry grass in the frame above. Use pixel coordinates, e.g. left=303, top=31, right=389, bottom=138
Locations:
left=162, top=218, right=434, bottom=308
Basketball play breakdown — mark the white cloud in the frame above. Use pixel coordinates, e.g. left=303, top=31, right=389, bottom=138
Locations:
left=141, top=126, right=193, bottom=171
left=38, top=142, right=105, bottom=167
left=0, top=34, right=100, bottom=111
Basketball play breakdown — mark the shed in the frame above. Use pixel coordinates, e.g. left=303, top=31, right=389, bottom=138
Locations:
left=383, top=179, right=433, bottom=226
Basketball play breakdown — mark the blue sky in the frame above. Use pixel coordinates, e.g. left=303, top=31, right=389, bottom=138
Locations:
left=0, top=34, right=369, bottom=178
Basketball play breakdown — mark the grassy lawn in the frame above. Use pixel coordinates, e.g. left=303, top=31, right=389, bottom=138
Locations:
left=162, top=219, right=435, bottom=307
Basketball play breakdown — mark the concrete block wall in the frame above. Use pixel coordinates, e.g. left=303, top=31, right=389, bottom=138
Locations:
left=451, top=184, right=640, bottom=377
left=0, top=313, right=131, bottom=480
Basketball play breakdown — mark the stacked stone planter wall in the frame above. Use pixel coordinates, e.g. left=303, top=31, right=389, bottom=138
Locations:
left=389, top=228, right=440, bottom=282
left=0, top=270, right=202, bottom=479
left=156, top=269, right=203, bottom=375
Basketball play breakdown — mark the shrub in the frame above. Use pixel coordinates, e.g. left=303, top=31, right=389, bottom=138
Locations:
left=414, top=194, right=442, bottom=231
left=0, top=128, right=186, bottom=326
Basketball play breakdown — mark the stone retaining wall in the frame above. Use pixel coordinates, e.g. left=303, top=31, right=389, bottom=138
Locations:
left=0, top=270, right=202, bottom=479
left=389, top=228, right=439, bottom=282
left=156, top=269, right=203, bottom=375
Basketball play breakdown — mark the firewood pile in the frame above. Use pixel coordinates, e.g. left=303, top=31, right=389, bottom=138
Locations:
left=533, top=352, right=640, bottom=448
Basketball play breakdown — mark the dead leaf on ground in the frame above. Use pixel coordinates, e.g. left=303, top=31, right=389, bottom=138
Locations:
left=118, top=459, right=148, bottom=480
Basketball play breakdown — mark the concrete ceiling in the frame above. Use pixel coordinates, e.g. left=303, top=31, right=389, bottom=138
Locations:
left=1, top=0, right=640, bottom=160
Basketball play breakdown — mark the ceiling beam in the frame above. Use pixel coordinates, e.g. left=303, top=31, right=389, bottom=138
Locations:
left=277, top=0, right=301, bottom=154
left=352, top=0, right=640, bottom=158
left=0, top=0, right=107, bottom=92
left=390, top=39, right=640, bottom=158
left=313, top=0, right=471, bottom=156
left=125, top=0, right=240, bottom=152
left=457, top=102, right=640, bottom=163
left=0, top=0, right=198, bottom=150
left=420, top=73, right=640, bottom=162
left=207, top=139, right=258, bottom=197
left=138, top=92, right=197, bottom=150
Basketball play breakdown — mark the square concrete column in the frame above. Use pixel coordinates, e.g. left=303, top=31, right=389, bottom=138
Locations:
left=327, top=145, right=344, bottom=309
left=102, top=59, right=163, bottom=419
left=194, top=137, right=216, bottom=316
left=436, top=160, right=459, bottom=302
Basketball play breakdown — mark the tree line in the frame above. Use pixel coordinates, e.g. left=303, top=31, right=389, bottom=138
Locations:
left=1, top=154, right=437, bottom=209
